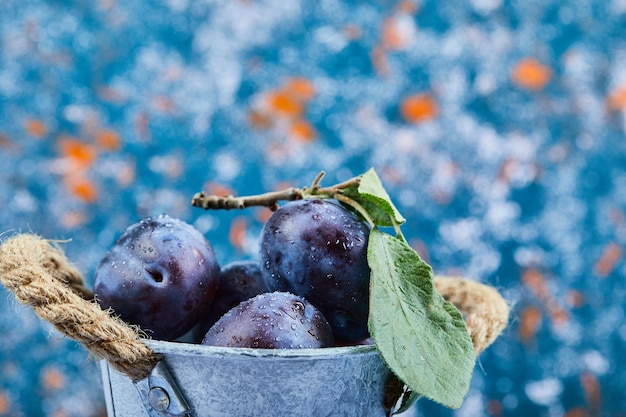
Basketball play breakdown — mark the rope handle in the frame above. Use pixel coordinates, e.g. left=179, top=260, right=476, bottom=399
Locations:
left=0, top=234, right=509, bottom=381
left=434, top=275, right=509, bottom=355
left=0, top=234, right=160, bottom=380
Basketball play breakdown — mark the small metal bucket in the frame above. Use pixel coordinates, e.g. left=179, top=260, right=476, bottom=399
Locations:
left=100, top=339, right=394, bottom=417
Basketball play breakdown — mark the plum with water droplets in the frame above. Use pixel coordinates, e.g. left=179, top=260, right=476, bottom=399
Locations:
left=94, top=214, right=220, bottom=341
left=192, top=260, right=270, bottom=342
left=201, top=291, right=334, bottom=349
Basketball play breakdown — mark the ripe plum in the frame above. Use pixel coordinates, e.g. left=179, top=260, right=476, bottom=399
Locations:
left=201, top=291, right=334, bottom=349
left=94, top=214, right=220, bottom=341
left=192, top=260, right=269, bottom=342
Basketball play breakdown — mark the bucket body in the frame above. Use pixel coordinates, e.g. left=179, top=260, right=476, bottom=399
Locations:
left=100, top=339, right=393, bottom=417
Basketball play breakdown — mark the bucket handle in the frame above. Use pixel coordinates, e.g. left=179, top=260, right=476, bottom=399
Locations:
left=0, top=234, right=192, bottom=416
left=0, top=234, right=160, bottom=381
left=434, top=275, right=509, bottom=355
left=0, top=234, right=509, bottom=413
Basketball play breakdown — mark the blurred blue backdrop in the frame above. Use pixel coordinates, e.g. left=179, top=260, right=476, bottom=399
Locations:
left=1, top=0, right=626, bottom=416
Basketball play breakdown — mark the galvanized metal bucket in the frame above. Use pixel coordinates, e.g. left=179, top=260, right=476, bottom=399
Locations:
left=100, top=339, right=394, bottom=417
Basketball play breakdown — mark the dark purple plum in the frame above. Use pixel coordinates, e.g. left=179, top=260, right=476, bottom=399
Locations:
left=259, top=199, right=371, bottom=343
left=192, top=260, right=270, bottom=342
left=94, top=214, right=220, bottom=341
left=202, top=292, right=334, bottom=349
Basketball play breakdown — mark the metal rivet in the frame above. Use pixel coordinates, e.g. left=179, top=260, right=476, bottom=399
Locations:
left=148, top=386, right=170, bottom=412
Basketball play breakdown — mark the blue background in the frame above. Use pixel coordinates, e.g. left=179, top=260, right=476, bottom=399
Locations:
left=1, top=1, right=626, bottom=416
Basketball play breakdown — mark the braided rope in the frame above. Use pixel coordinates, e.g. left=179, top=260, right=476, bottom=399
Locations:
left=0, top=234, right=160, bottom=381
left=434, top=275, right=510, bottom=354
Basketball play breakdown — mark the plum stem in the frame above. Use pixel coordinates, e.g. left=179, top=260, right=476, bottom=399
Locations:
left=334, top=193, right=376, bottom=228
left=390, top=216, right=405, bottom=241
left=191, top=171, right=362, bottom=212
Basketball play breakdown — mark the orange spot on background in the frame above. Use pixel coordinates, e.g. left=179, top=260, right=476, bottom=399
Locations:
left=272, top=181, right=293, bottom=191
left=116, top=162, right=136, bottom=187
left=607, top=85, right=626, bottom=110
left=550, top=307, right=568, bottom=326
left=382, top=17, right=406, bottom=50
left=371, top=2, right=418, bottom=76
left=134, top=112, right=151, bottom=142
left=431, top=189, right=452, bottom=205
left=565, top=290, right=585, bottom=308
left=251, top=77, right=318, bottom=144
left=522, top=267, right=569, bottom=327
left=65, top=177, right=98, bottom=203
left=285, top=77, right=316, bottom=101
left=52, top=409, right=70, bottom=417
left=289, top=119, right=316, bottom=142
left=41, top=367, right=66, bottom=391
left=486, top=399, right=503, bottom=417
left=0, top=134, right=15, bottom=151
left=594, top=243, right=623, bottom=277
left=580, top=372, right=602, bottom=415
left=25, top=119, right=48, bottom=138
left=61, top=211, right=88, bottom=228
left=96, top=85, right=127, bottom=103
left=204, top=181, right=235, bottom=198
left=152, top=96, right=175, bottom=113
left=342, top=24, right=363, bottom=40
left=397, top=0, right=418, bottom=14
left=95, top=129, right=121, bottom=151
left=371, top=46, right=389, bottom=77
left=58, top=137, right=98, bottom=168
left=497, top=157, right=520, bottom=184
left=564, top=407, right=589, bottom=417
left=159, top=155, right=183, bottom=179
left=522, top=267, right=549, bottom=300
left=400, top=94, right=438, bottom=123
left=248, top=109, right=274, bottom=129
left=0, top=391, right=9, bottom=414
left=266, top=91, right=304, bottom=117
left=512, top=58, right=552, bottom=90
left=255, top=207, right=274, bottom=223
left=229, top=217, right=247, bottom=250
left=380, top=166, right=406, bottom=185
left=519, top=305, right=542, bottom=344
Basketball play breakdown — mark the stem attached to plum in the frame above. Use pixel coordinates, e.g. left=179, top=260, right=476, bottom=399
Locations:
left=191, top=171, right=362, bottom=213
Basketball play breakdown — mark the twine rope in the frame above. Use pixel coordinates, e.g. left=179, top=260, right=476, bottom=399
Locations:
left=0, top=234, right=160, bottom=381
left=0, top=233, right=509, bottom=382
left=434, top=275, right=510, bottom=354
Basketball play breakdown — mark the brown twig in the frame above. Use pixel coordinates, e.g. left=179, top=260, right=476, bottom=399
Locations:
left=191, top=171, right=362, bottom=212
left=192, top=187, right=303, bottom=211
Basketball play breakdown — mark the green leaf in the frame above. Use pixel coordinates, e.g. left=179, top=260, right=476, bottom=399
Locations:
left=342, top=168, right=406, bottom=227
left=367, top=228, right=476, bottom=409
left=358, top=168, right=406, bottom=225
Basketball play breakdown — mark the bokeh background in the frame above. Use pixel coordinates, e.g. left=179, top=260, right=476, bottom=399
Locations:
left=2, top=0, right=626, bottom=416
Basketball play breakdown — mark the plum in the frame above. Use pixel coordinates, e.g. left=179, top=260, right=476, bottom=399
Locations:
left=192, top=260, right=269, bottom=342
left=94, top=214, right=220, bottom=341
left=202, top=292, right=334, bottom=349
left=259, top=199, right=371, bottom=343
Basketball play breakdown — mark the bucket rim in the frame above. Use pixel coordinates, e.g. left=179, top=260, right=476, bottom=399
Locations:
left=142, top=339, right=380, bottom=359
